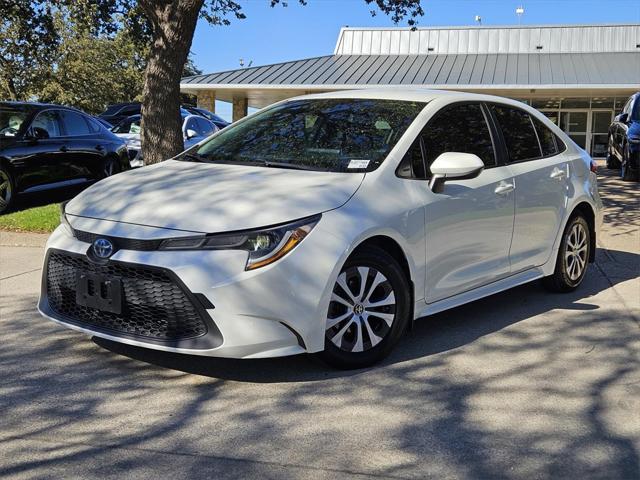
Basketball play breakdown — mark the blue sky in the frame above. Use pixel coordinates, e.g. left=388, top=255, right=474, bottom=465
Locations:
left=189, top=0, right=640, bottom=119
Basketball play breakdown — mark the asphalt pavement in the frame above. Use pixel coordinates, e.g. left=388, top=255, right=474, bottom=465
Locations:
left=0, top=165, right=638, bottom=479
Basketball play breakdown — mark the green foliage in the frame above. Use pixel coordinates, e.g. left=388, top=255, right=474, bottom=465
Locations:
left=0, top=203, right=60, bottom=233
left=0, top=1, right=59, bottom=100
left=39, top=27, right=148, bottom=114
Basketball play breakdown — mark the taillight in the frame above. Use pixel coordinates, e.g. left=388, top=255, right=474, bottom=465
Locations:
left=590, top=160, right=598, bottom=173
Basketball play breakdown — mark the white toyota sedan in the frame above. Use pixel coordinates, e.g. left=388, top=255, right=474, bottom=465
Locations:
left=39, top=89, right=602, bottom=368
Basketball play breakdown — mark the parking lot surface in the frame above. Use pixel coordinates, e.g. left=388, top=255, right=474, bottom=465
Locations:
left=1, top=166, right=638, bottom=479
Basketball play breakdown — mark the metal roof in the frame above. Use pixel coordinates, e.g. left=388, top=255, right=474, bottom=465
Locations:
left=181, top=52, right=640, bottom=88
left=334, top=24, right=640, bottom=55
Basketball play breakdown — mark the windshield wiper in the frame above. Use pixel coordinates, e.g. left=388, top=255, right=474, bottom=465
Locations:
left=181, top=152, right=209, bottom=162
left=263, top=160, right=326, bottom=171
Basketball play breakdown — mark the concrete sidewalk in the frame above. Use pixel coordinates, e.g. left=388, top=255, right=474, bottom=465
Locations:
left=0, top=168, right=638, bottom=479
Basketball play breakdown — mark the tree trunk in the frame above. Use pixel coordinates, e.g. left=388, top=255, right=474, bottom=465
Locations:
left=139, top=0, right=204, bottom=165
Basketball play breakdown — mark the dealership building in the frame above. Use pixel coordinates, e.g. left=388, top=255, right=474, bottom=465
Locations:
left=181, top=23, right=640, bottom=158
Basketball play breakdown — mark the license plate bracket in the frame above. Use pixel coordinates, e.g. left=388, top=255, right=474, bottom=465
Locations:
left=76, top=272, right=123, bottom=314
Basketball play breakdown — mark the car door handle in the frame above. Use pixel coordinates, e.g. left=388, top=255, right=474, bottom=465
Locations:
left=494, top=182, right=515, bottom=195
left=550, top=167, right=566, bottom=180
left=59, top=146, right=68, bottom=152
left=95, top=145, right=105, bottom=151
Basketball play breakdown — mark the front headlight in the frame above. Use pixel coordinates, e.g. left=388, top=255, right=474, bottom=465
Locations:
left=158, top=215, right=320, bottom=270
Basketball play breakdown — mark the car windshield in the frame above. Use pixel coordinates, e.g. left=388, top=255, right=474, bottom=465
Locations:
left=0, top=108, right=29, bottom=137
left=181, top=98, right=426, bottom=172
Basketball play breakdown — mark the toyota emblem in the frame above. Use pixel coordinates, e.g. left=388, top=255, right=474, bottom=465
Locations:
left=92, top=238, right=114, bottom=259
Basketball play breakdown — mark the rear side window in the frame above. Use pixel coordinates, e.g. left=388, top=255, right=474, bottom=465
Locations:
left=422, top=103, right=496, bottom=175
left=60, top=110, right=92, bottom=136
left=492, top=105, right=541, bottom=162
left=532, top=117, right=558, bottom=157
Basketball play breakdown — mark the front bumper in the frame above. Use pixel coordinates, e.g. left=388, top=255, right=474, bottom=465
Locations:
left=38, top=220, right=347, bottom=359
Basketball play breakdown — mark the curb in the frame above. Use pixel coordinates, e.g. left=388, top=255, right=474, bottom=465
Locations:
left=0, top=231, right=49, bottom=248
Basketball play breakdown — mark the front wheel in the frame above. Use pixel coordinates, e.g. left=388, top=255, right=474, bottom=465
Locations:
left=100, top=157, right=120, bottom=179
left=543, top=215, right=591, bottom=292
left=319, top=246, right=411, bottom=369
left=621, top=144, right=638, bottom=181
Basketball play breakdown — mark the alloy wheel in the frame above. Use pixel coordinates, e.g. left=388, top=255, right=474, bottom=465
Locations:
left=0, top=170, right=12, bottom=210
left=326, top=266, right=396, bottom=353
left=564, top=222, right=588, bottom=281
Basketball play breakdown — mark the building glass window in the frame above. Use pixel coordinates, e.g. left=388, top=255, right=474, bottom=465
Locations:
left=561, top=98, right=590, bottom=109
left=532, top=98, right=561, bottom=110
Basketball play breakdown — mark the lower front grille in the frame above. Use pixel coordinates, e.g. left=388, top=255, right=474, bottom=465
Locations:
left=45, top=250, right=209, bottom=343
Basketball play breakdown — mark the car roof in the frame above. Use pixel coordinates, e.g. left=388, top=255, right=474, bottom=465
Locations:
left=293, top=88, right=528, bottom=105
left=0, top=101, right=84, bottom=112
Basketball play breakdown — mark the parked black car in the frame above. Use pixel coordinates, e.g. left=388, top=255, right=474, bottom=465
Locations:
left=98, top=102, right=141, bottom=126
left=607, top=92, right=640, bottom=181
left=0, top=102, right=129, bottom=213
left=182, top=106, right=230, bottom=129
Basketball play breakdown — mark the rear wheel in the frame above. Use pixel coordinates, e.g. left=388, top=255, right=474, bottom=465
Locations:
left=0, top=166, right=14, bottom=214
left=543, top=215, right=591, bottom=292
left=319, top=246, right=411, bottom=369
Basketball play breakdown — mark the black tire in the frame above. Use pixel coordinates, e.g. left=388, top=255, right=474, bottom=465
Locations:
left=0, top=164, right=15, bottom=214
left=100, top=156, right=121, bottom=179
left=621, top=144, right=637, bottom=181
left=318, top=245, right=411, bottom=369
left=543, top=215, right=591, bottom=292
left=606, top=153, right=619, bottom=170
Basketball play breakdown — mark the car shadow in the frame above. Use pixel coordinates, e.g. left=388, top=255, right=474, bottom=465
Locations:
left=93, top=246, right=639, bottom=383
left=7, top=184, right=89, bottom=213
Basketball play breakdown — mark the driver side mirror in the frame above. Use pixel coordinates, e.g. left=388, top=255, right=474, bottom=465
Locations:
left=429, top=152, right=484, bottom=193
left=185, top=128, right=197, bottom=139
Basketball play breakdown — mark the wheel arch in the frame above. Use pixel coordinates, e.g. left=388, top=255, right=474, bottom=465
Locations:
left=350, top=234, right=416, bottom=325
left=569, top=201, right=597, bottom=263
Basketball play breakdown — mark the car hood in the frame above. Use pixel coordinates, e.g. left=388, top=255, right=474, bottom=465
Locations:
left=66, top=159, right=365, bottom=233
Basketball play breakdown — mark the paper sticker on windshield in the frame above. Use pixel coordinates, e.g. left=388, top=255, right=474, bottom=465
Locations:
left=348, top=160, right=370, bottom=169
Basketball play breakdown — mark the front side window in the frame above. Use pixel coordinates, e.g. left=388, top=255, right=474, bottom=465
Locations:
left=492, top=105, right=542, bottom=162
left=421, top=103, right=496, bottom=177
left=195, top=117, right=215, bottom=136
left=31, top=110, right=63, bottom=138
left=60, top=110, right=92, bottom=136
left=0, top=108, right=28, bottom=137
left=184, top=99, right=426, bottom=172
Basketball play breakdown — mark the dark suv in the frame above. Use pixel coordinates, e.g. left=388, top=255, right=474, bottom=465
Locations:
left=607, top=92, right=640, bottom=181
left=98, top=102, right=141, bottom=126
left=0, top=102, right=129, bottom=213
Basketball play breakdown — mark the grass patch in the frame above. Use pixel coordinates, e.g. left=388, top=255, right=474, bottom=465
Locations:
left=0, top=203, right=60, bottom=233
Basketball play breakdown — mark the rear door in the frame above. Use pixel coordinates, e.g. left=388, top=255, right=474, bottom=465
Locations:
left=422, top=102, right=516, bottom=303
left=58, top=109, right=105, bottom=180
left=489, top=104, right=568, bottom=272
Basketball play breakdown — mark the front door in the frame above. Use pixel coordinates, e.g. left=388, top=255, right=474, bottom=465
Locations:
left=421, top=102, right=515, bottom=303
